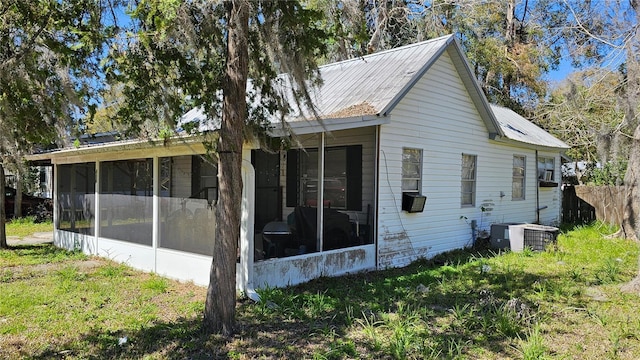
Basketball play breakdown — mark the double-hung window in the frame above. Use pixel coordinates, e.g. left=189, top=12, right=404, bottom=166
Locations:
left=512, top=155, right=526, bottom=200
left=402, top=148, right=422, bottom=192
left=538, top=157, right=555, bottom=182
left=461, top=154, right=477, bottom=206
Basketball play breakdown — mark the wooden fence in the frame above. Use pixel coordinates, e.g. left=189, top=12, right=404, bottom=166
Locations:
left=562, top=185, right=625, bottom=225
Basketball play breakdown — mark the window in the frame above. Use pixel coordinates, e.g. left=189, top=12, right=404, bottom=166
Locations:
left=100, top=159, right=153, bottom=245
left=299, top=147, right=348, bottom=209
left=402, top=148, right=422, bottom=192
left=56, top=163, right=96, bottom=235
left=538, top=157, right=555, bottom=182
left=512, top=155, right=526, bottom=200
left=461, top=154, right=477, bottom=206
left=286, top=145, right=362, bottom=211
left=192, top=155, right=218, bottom=204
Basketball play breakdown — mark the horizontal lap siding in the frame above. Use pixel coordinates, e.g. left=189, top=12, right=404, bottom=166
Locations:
left=378, top=52, right=559, bottom=268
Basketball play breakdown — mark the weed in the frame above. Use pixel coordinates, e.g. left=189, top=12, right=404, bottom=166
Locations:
left=344, top=305, right=354, bottom=326
left=449, top=303, right=476, bottom=331
left=520, top=247, right=535, bottom=257
left=97, top=263, right=127, bottom=278
left=568, top=267, right=585, bottom=282
left=56, top=265, right=87, bottom=284
left=141, top=276, right=169, bottom=294
left=595, top=258, right=621, bottom=284
left=357, top=311, right=383, bottom=351
left=305, top=291, right=334, bottom=319
left=314, top=339, right=358, bottom=360
left=494, top=303, right=525, bottom=338
left=444, top=337, right=470, bottom=359
left=0, top=269, right=14, bottom=282
left=383, top=311, right=422, bottom=360
left=518, top=324, right=547, bottom=360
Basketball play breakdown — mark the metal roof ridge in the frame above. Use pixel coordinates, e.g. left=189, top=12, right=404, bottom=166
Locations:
left=317, top=34, right=454, bottom=70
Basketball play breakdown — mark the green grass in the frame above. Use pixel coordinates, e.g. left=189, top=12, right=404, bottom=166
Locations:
left=0, top=222, right=639, bottom=359
left=5, top=217, right=53, bottom=238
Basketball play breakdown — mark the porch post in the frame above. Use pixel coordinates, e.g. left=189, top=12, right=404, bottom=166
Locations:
left=316, top=132, right=325, bottom=252
left=240, top=157, right=257, bottom=299
left=152, top=157, right=159, bottom=271
left=52, top=163, right=58, bottom=240
left=94, top=161, right=100, bottom=255
left=70, top=164, right=77, bottom=231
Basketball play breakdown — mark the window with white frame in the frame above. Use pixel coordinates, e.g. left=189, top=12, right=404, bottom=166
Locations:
left=512, top=155, right=526, bottom=200
left=461, top=154, right=477, bottom=206
left=402, top=148, right=422, bottom=192
left=538, top=157, right=555, bottom=182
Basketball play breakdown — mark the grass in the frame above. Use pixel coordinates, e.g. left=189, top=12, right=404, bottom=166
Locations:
left=1, top=222, right=639, bottom=359
left=5, top=217, right=53, bottom=238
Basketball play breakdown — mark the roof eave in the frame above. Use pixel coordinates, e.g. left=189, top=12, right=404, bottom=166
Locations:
left=269, top=114, right=390, bottom=137
left=490, top=136, right=571, bottom=152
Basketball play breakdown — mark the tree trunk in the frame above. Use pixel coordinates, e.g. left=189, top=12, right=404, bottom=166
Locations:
left=203, top=0, right=249, bottom=336
left=620, top=1, right=640, bottom=293
left=620, top=2, right=640, bottom=241
left=621, top=125, right=640, bottom=241
left=0, top=163, right=7, bottom=249
left=620, top=125, right=640, bottom=293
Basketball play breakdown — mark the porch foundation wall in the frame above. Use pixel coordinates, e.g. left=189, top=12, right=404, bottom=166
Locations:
left=252, top=245, right=376, bottom=288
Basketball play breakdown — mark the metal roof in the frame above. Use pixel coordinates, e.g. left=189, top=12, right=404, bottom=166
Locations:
left=31, top=34, right=570, bottom=161
left=299, top=35, right=453, bottom=119
left=491, top=104, right=570, bottom=149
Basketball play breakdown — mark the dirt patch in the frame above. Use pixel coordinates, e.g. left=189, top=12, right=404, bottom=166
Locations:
left=620, top=277, right=640, bottom=294
left=2, top=259, right=106, bottom=281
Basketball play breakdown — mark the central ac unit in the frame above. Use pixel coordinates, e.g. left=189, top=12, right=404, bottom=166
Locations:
left=489, top=223, right=525, bottom=249
left=511, top=224, right=559, bottom=252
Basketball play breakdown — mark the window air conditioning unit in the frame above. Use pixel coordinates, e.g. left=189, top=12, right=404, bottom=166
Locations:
left=402, top=193, right=426, bottom=213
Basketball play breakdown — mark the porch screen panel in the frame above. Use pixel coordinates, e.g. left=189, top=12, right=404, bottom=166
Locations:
left=99, top=159, right=153, bottom=245
left=56, top=163, right=95, bottom=235
left=158, top=155, right=215, bottom=256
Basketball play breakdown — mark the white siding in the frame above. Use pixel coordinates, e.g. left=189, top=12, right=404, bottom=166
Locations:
left=377, top=51, right=562, bottom=268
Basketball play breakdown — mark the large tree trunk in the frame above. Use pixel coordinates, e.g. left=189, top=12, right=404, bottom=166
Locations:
left=621, top=125, right=640, bottom=241
left=0, top=163, right=7, bottom=249
left=621, top=124, right=640, bottom=293
left=620, top=1, right=640, bottom=241
left=203, top=0, right=249, bottom=336
left=620, top=1, right=640, bottom=293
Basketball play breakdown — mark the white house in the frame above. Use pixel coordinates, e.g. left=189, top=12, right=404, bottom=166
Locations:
left=28, top=35, right=569, bottom=293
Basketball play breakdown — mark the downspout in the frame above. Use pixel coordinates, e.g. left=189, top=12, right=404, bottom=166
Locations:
left=374, top=125, right=381, bottom=270
left=535, top=150, right=540, bottom=224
